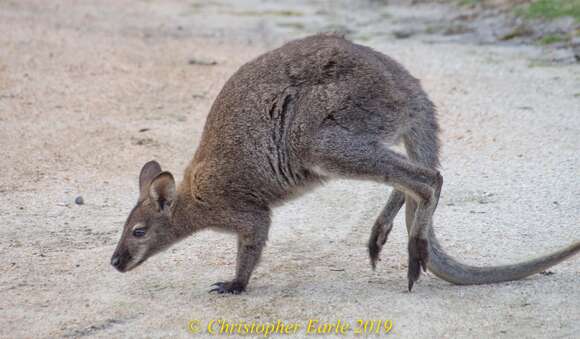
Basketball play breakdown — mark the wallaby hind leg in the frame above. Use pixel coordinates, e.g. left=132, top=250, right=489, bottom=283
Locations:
left=401, top=128, right=442, bottom=285
left=405, top=176, right=442, bottom=234
left=310, top=129, right=441, bottom=290
left=368, top=129, right=442, bottom=272
left=368, top=189, right=405, bottom=269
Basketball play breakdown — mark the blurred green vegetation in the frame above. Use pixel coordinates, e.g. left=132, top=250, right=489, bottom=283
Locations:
left=457, top=0, right=481, bottom=5
left=538, top=33, right=568, bottom=43
left=454, top=0, right=580, bottom=22
left=517, top=0, right=580, bottom=21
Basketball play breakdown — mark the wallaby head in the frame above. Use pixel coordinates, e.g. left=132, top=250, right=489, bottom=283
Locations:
left=111, top=160, right=182, bottom=272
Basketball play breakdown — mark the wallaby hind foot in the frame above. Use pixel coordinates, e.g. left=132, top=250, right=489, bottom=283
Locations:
left=408, top=236, right=429, bottom=291
left=368, top=190, right=405, bottom=270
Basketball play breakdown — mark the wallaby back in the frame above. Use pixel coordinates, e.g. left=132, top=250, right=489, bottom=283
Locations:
left=190, top=34, right=432, bottom=205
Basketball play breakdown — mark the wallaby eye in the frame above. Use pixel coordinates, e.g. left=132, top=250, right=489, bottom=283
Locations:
left=133, top=228, right=146, bottom=237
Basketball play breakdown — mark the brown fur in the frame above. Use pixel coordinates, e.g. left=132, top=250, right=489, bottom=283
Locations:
left=111, top=34, right=580, bottom=294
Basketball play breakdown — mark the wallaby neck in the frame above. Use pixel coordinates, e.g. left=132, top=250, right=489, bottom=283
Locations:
left=170, top=186, right=205, bottom=237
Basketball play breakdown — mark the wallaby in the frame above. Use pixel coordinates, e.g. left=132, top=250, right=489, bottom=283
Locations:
left=111, top=34, right=580, bottom=294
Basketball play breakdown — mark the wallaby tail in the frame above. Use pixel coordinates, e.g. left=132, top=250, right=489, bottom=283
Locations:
left=403, top=105, right=580, bottom=285
left=427, top=228, right=580, bottom=284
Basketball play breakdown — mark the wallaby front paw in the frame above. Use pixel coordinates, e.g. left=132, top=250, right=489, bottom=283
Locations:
left=209, top=281, right=246, bottom=294
left=407, top=237, right=429, bottom=291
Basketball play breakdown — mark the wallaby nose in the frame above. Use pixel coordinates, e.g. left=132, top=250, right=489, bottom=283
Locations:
left=111, top=255, right=120, bottom=268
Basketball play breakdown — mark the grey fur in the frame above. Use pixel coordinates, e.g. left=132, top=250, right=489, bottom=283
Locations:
left=111, top=34, right=580, bottom=294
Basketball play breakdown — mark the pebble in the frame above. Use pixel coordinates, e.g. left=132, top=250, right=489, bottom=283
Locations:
left=187, top=58, right=217, bottom=66
left=75, top=196, right=84, bottom=205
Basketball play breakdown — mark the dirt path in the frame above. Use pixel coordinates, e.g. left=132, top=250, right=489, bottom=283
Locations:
left=1, top=1, right=579, bottom=338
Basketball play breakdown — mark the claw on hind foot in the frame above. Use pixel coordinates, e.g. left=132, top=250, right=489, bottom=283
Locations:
left=208, top=281, right=245, bottom=294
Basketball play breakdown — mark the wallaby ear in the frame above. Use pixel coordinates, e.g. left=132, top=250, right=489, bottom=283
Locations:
left=149, top=172, right=176, bottom=214
left=139, top=160, right=162, bottom=199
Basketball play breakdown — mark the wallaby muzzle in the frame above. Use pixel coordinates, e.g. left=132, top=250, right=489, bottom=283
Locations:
left=110, top=249, right=132, bottom=272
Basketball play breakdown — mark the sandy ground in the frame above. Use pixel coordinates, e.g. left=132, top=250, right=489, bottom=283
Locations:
left=1, top=1, right=579, bottom=338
